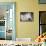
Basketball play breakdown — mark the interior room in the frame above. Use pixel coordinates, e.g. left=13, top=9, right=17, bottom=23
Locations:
left=0, top=0, right=46, bottom=46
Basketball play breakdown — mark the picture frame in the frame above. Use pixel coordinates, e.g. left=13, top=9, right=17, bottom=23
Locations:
left=20, top=12, right=33, bottom=22
left=39, top=0, right=46, bottom=4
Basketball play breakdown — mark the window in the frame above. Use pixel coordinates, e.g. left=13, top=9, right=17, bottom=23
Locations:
left=39, top=0, right=46, bottom=4
left=39, top=11, right=46, bottom=35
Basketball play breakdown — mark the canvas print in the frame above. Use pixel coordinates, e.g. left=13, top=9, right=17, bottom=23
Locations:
left=20, top=12, right=33, bottom=22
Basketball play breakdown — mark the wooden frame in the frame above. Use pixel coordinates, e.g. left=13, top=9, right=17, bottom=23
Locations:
left=20, top=12, right=33, bottom=22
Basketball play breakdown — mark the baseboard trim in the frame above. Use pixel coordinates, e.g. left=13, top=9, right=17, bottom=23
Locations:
left=16, top=38, right=32, bottom=42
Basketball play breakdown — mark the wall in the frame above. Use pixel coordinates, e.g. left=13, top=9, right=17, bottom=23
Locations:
left=0, top=0, right=46, bottom=40
left=16, top=0, right=39, bottom=40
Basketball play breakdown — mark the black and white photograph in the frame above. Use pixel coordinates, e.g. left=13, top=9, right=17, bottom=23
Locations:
left=20, top=12, right=33, bottom=22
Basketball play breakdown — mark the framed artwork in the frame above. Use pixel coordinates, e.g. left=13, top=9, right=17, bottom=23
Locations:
left=39, top=0, right=46, bottom=4
left=0, top=2, right=16, bottom=40
left=20, top=12, right=33, bottom=22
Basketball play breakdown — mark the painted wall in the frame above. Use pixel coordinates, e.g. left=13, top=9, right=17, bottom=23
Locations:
left=0, top=0, right=45, bottom=40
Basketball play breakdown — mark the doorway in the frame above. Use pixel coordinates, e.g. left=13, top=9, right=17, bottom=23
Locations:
left=0, top=2, right=16, bottom=40
left=39, top=11, right=46, bottom=35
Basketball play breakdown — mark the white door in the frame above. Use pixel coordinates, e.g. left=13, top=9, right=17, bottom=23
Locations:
left=0, top=2, right=16, bottom=40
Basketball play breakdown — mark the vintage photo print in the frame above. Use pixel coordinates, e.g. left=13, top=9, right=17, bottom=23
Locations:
left=20, top=12, right=33, bottom=22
